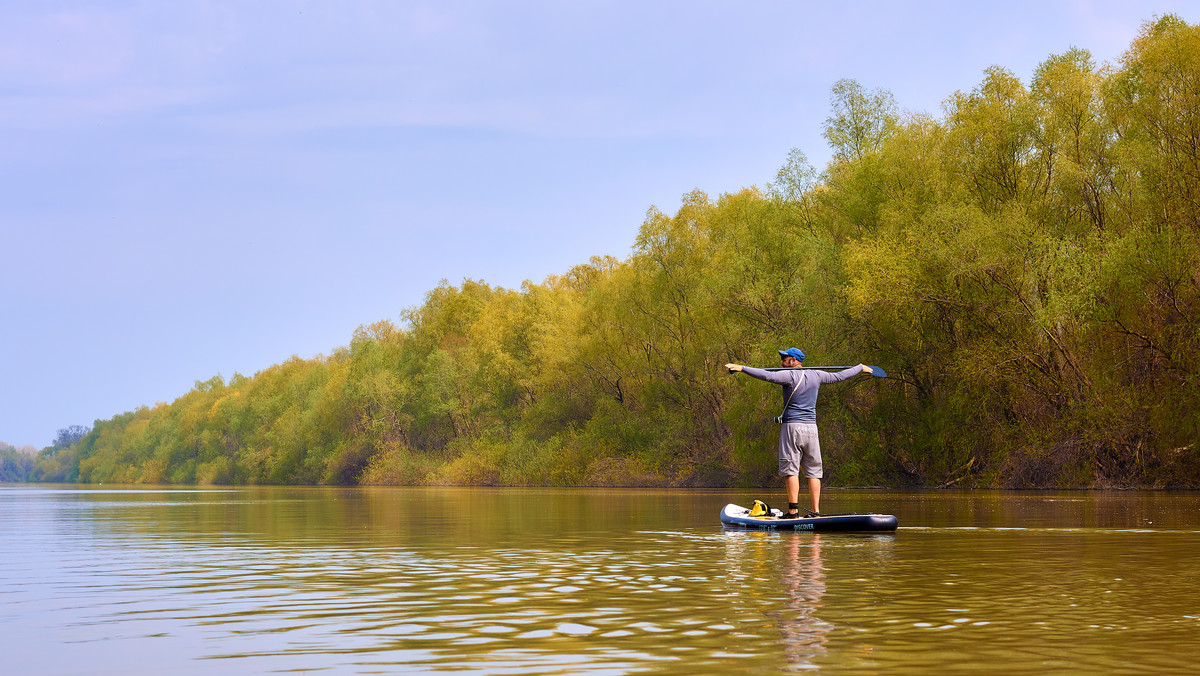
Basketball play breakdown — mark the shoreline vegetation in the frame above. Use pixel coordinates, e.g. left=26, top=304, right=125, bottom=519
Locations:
left=22, top=16, right=1200, bottom=489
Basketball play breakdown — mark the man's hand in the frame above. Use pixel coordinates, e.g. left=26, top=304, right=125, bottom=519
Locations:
left=860, top=364, right=873, bottom=374
left=725, top=363, right=743, bottom=373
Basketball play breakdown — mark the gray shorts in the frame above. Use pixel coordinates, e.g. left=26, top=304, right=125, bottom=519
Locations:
left=778, top=422, right=822, bottom=478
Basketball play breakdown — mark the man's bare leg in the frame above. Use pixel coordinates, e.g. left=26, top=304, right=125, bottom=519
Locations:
left=784, top=475, right=800, bottom=515
left=808, top=477, right=821, bottom=514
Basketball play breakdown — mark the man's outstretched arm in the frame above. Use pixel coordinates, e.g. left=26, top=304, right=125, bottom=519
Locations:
left=725, top=363, right=793, bottom=384
left=815, top=364, right=868, bottom=383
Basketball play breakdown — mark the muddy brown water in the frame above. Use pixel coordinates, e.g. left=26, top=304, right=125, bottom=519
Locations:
left=2, top=486, right=1198, bottom=673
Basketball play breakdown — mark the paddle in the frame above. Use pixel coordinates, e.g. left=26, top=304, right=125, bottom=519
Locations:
left=764, top=365, right=888, bottom=378
left=772, top=508, right=857, bottom=519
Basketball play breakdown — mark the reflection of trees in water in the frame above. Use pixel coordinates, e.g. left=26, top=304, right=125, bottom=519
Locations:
left=776, top=534, right=829, bottom=669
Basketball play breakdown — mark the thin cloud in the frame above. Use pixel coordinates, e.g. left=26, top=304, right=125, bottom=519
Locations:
left=0, top=86, right=222, bottom=129
left=0, top=8, right=133, bottom=85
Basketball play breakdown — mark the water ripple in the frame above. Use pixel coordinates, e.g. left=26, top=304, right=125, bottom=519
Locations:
left=5, top=488, right=1200, bottom=674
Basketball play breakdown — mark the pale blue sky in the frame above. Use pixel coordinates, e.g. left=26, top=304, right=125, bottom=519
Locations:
left=3, top=1, right=1198, bottom=448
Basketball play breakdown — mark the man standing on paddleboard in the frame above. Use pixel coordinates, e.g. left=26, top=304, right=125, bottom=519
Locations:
left=725, top=348, right=872, bottom=518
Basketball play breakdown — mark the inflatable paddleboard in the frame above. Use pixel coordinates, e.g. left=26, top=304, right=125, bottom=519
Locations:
left=720, top=503, right=898, bottom=532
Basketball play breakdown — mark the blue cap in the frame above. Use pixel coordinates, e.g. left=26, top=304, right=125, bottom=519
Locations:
left=778, top=347, right=806, bottom=361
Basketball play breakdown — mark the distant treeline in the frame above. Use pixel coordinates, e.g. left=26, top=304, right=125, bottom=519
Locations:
left=1, top=442, right=38, bottom=482
left=31, top=17, right=1200, bottom=488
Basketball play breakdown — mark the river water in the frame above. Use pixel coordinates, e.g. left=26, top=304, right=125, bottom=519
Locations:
left=1, top=486, right=1198, bottom=674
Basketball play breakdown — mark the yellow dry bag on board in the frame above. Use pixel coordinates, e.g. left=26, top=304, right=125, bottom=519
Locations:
left=748, top=500, right=773, bottom=517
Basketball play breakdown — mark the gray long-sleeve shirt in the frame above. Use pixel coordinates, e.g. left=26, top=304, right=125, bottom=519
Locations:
left=741, top=365, right=864, bottom=423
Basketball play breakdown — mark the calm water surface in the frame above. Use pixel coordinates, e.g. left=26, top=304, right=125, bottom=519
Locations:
left=2, top=486, right=1198, bottom=674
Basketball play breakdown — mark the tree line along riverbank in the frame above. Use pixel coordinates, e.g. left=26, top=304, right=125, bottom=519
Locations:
left=25, top=16, right=1200, bottom=489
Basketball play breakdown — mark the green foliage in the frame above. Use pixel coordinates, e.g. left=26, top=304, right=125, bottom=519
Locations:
left=824, top=79, right=899, bottom=162
left=0, top=443, right=35, bottom=482
left=35, top=16, right=1200, bottom=488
